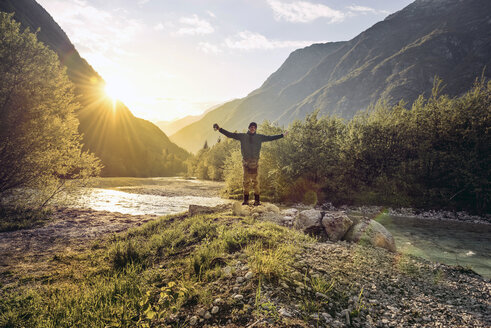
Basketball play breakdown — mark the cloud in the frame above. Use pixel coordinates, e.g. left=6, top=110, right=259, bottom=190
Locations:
left=154, top=23, right=164, bottom=31
left=347, top=5, right=390, bottom=15
left=267, top=0, right=345, bottom=23
left=177, top=14, right=215, bottom=35
left=198, top=42, right=222, bottom=54
left=224, top=31, right=316, bottom=50
left=37, top=0, right=142, bottom=60
left=206, top=10, right=216, bottom=18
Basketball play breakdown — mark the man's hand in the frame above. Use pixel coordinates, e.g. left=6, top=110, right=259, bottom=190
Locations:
left=213, top=123, right=220, bottom=131
left=283, top=130, right=289, bottom=137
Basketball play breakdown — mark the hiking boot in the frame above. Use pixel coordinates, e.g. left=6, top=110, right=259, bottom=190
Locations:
left=242, top=194, right=249, bottom=205
left=253, top=194, right=261, bottom=206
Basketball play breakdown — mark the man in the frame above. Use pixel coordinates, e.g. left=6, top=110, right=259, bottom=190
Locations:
left=213, top=122, right=287, bottom=206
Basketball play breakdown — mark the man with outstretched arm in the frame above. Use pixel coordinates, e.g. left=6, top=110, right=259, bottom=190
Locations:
left=213, top=122, right=287, bottom=206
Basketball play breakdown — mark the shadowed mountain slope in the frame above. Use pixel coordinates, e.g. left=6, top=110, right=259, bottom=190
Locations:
left=0, top=0, right=189, bottom=176
left=172, top=0, right=491, bottom=153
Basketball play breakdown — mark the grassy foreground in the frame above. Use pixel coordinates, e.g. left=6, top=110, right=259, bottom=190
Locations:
left=0, top=209, right=488, bottom=327
left=0, top=211, right=313, bottom=327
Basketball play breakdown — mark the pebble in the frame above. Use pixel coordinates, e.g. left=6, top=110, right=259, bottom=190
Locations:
left=245, top=271, right=254, bottom=279
left=279, top=307, right=292, bottom=317
left=211, top=306, right=219, bottom=314
left=198, top=308, right=206, bottom=317
left=234, top=294, right=244, bottom=300
left=213, top=298, right=222, bottom=304
left=204, top=311, right=212, bottom=319
left=321, top=312, right=333, bottom=322
left=189, top=316, right=198, bottom=326
left=236, top=276, right=245, bottom=283
left=222, top=266, right=232, bottom=275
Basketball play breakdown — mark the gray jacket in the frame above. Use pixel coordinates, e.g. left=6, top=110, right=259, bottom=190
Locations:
left=219, top=128, right=283, bottom=160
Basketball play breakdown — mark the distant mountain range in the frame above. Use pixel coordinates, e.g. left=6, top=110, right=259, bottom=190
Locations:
left=156, top=104, right=220, bottom=136
left=0, top=0, right=189, bottom=176
left=171, top=0, right=491, bottom=153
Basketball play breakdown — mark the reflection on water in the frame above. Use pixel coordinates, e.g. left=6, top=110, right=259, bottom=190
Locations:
left=66, top=188, right=230, bottom=216
left=376, top=215, right=491, bottom=279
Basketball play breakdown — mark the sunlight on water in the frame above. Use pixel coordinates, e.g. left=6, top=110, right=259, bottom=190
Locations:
left=68, top=188, right=230, bottom=216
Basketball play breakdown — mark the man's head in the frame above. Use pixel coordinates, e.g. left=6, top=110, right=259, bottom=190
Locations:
left=248, top=122, right=257, bottom=134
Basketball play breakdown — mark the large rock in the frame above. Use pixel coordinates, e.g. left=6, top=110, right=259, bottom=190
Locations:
left=232, top=202, right=280, bottom=217
left=321, top=212, right=353, bottom=242
left=344, top=220, right=396, bottom=252
left=296, top=209, right=322, bottom=233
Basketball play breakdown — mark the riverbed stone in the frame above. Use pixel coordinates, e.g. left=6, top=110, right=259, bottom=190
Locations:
left=322, top=211, right=353, bottom=241
left=296, top=209, right=322, bottom=232
left=189, top=316, right=198, bottom=326
left=344, top=220, right=396, bottom=252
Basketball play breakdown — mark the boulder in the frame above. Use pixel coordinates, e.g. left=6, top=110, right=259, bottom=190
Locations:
left=344, top=220, right=396, bottom=252
left=281, top=208, right=299, bottom=218
left=296, top=209, right=322, bottom=233
left=232, top=202, right=280, bottom=217
left=321, top=211, right=353, bottom=242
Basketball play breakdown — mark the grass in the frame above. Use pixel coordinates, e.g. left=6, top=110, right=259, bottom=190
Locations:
left=0, top=206, right=52, bottom=232
left=0, top=210, right=313, bottom=328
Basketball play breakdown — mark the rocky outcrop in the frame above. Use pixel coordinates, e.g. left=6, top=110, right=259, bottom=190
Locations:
left=344, top=219, right=397, bottom=253
left=226, top=203, right=397, bottom=252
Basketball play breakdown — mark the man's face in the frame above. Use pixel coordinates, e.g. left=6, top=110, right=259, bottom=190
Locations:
left=248, top=125, right=256, bottom=133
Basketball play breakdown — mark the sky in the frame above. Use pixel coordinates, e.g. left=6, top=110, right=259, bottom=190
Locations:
left=37, top=0, right=413, bottom=122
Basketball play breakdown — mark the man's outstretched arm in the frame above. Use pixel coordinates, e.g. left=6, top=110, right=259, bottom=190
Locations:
left=213, top=123, right=240, bottom=140
left=261, top=131, right=288, bottom=142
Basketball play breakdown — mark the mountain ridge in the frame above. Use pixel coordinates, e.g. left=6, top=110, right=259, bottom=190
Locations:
left=171, top=0, right=491, bottom=153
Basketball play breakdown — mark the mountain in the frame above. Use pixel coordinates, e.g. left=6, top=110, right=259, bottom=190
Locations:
left=0, top=0, right=189, bottom=176
left=157, top=104, right=220, bottom=136
left=172, top=0, right=491, bottom=153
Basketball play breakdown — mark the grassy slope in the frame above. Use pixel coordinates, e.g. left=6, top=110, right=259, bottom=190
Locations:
left=0, top=210, right=488, bottom=327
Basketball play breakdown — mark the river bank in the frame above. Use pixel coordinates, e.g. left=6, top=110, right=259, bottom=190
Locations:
left=0, top=204, right=489, bottom=327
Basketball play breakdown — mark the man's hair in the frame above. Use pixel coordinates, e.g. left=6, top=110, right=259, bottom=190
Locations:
left=248, top=122, right=257, bottom=128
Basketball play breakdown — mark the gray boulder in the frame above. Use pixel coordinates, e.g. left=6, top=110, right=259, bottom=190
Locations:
left=296, top=209, right=323, bottom=233
left=322, top=211, right=353, bottom=242
left=344, top=220, right=396, bottom=252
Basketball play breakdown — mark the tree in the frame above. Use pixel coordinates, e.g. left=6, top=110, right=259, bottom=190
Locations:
left=0, top=13, right=101, bottom=207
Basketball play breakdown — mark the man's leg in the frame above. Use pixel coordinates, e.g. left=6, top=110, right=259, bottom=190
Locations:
left=252, top=170, right=260, bottom=206
left=242, top=166, right=250, bottom=205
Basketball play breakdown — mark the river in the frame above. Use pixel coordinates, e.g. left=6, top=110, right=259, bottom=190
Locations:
left=65, top=177, right=490, bottom=279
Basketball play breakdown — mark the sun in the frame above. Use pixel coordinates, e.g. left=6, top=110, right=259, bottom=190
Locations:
left=104, top=82, right=123, bottom=101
